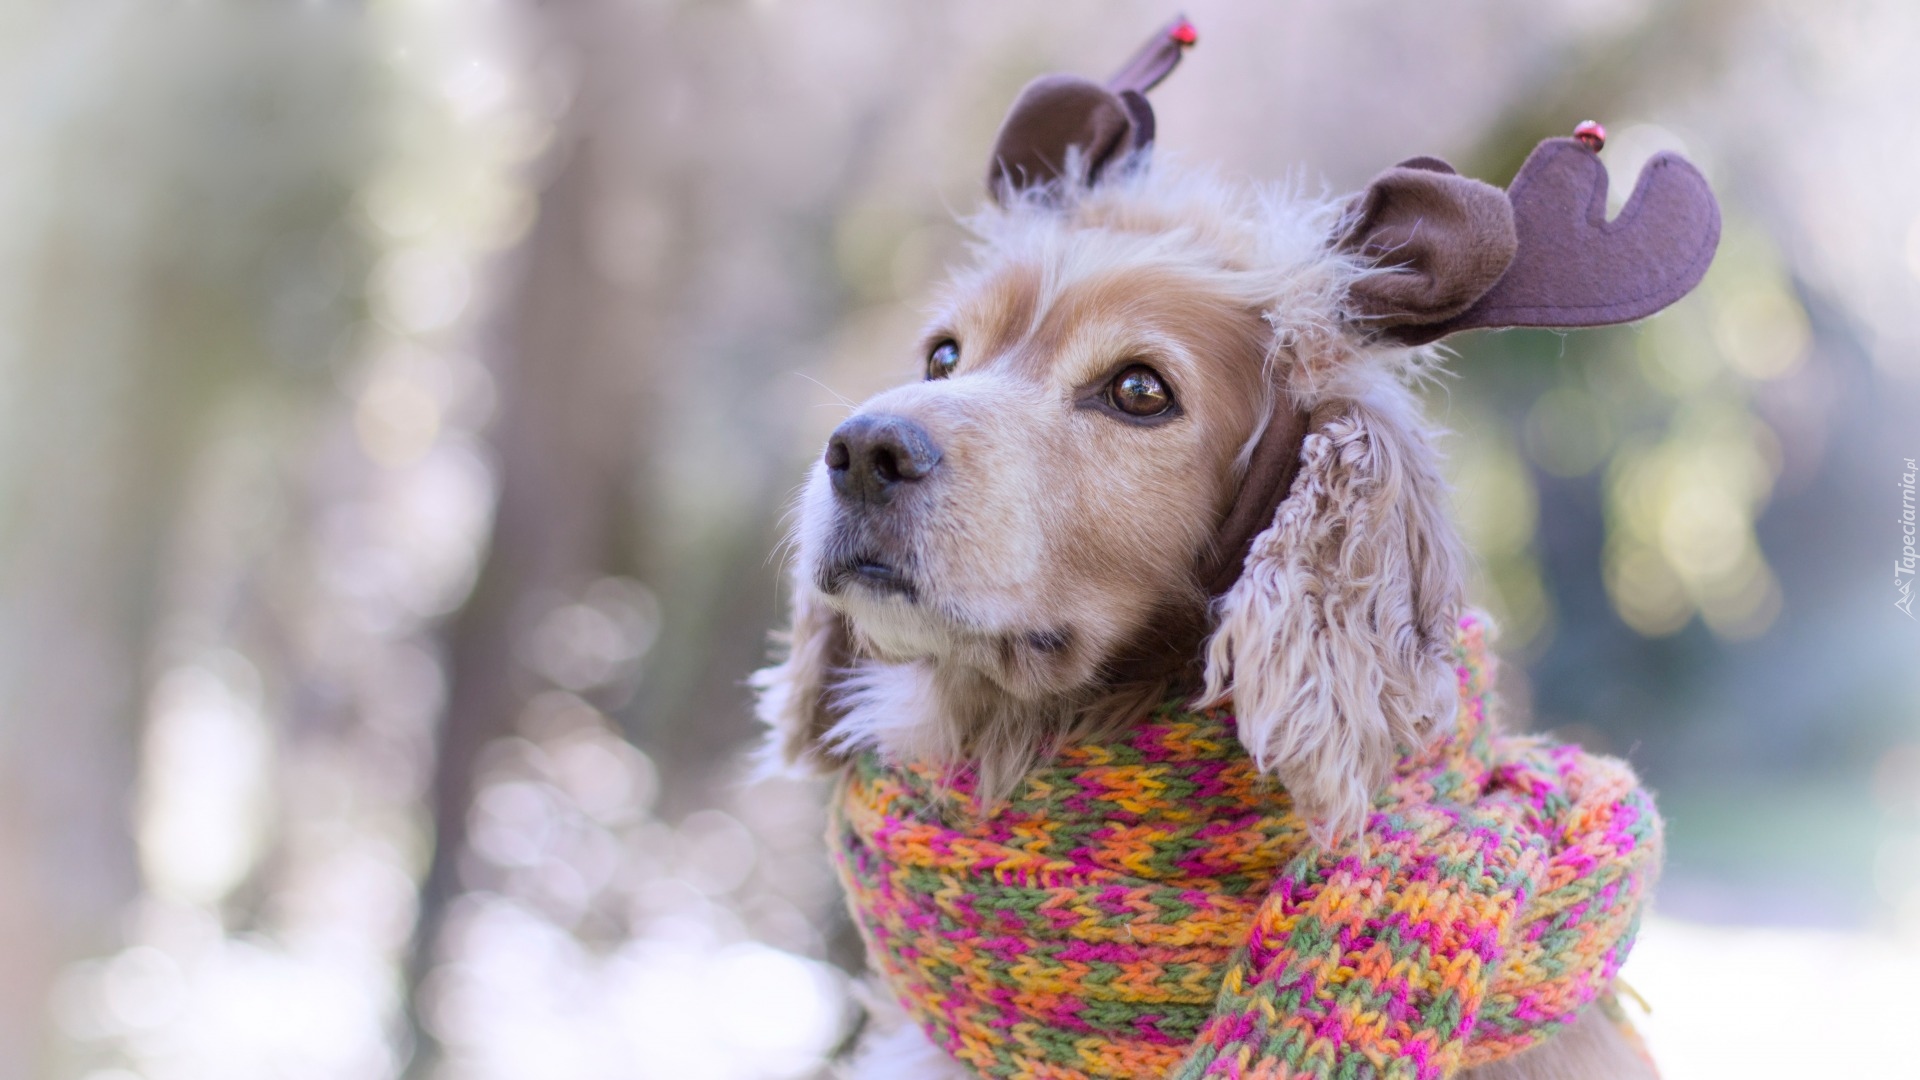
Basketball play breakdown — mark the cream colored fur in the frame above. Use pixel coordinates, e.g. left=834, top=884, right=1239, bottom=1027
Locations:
left=1198, top=387, right=1466, bottom=841
left=757, top=159, right=1461, bottom=822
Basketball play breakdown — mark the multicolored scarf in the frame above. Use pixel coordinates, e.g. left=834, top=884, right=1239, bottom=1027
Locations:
left=829, top=617, right=1660, bottom=1079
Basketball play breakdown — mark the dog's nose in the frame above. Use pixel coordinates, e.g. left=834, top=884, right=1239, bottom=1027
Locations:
left=826, top=414, right=941, bottom=504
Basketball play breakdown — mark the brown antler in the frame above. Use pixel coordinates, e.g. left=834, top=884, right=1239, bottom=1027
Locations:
left=1387, top=135, right=1721, bottom=345
left=1108, top=14, right=1196, bottom=95
left=986, top=16, right=1196, bottom=203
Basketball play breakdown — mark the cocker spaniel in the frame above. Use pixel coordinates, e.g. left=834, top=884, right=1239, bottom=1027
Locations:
left=753, top=19, right=1716, bottom=1079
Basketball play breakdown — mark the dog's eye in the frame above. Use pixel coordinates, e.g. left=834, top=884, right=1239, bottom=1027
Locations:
left=926, top=339, right=960, bottom=380
left=1108, top=365, right=1173, bottom=417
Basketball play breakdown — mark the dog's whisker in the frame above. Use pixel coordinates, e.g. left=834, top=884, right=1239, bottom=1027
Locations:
left=792, top=371, right=857, bottom=409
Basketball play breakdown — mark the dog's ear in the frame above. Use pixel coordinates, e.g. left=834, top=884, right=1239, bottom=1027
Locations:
left=749, top=568, right=853, bottom=771
left=1340, top=131, right=1721, bottom=345
left=986, top=16, right=1195, bottom=204
left=1199, top=400, right=1465, bottom=842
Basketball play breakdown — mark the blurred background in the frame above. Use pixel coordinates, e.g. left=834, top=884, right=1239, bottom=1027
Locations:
left=1, top=1, right=1916, bottom=1077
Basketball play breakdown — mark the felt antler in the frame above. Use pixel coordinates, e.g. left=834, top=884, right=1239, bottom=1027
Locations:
left=1108, top=14, right=1198, bottom=94
left=1404, top=136, right=1721, bottom=343
left=986, top=15, right=1197, bottom=203
left=1342, top=126, right=1720, bottom=345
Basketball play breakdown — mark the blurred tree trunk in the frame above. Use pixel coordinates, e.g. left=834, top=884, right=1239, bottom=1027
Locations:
left=0, top=261, right=173, bottom=1080
left=401, top=104, right=644, bottom=1080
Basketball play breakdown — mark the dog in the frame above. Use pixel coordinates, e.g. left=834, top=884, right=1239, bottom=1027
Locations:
left=753, top=19, right=1715, bottom=1079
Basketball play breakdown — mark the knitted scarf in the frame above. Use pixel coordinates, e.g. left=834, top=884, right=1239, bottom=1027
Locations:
left=829, top=617, right=1661, bottom=1079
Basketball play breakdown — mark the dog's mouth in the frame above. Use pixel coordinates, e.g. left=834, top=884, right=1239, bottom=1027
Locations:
left=822, top=552, right=918, bottom=602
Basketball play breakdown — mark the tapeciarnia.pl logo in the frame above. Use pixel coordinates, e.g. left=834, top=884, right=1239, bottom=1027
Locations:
left=1899, top=457, right=1917, bottom=618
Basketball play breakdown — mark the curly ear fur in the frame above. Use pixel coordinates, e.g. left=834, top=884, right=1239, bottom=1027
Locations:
left=749, top=567, right=851, bottom=772
left=1199, top=388, right=1466, bottom=841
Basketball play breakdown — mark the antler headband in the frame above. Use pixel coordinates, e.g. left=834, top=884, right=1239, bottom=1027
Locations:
left=1339, top=133, right=1721, bottom=345
left=986, top=16, right=1197, bottom=200
left=988, top=17, right=1720, bottom=345
left=983, top=17, right=1720, bottom=593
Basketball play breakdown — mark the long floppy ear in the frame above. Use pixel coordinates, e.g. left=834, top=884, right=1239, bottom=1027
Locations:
left=1199, top=399, right=1466, bottom=841
left=986, top=16, right=1195, bottom=203
left=748, top=565, right=852, bottom=771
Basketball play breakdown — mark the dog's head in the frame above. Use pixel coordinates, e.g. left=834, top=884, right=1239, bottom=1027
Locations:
left=754, top=20, right=1719, bottom=838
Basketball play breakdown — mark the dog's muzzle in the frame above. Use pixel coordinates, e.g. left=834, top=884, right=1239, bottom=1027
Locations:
left=818, top=412, right=942, bottom=602
left=825, top=413, right=941, bottom=506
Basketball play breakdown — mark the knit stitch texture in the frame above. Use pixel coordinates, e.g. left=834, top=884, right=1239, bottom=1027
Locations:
left=829, top=616, right=1661, bottom=1079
